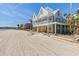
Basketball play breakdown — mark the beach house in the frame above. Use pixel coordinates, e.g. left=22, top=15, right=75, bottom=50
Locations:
left=24, top=23, right=32, bottom=30
left=32, top=7, right=67, bottom=34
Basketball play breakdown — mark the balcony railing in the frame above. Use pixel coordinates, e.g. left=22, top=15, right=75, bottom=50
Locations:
left=33, top=19, right=66, bottom=26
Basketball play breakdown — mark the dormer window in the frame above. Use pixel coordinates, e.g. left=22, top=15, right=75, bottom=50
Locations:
left=58, top=11, right=60, bottom=16
left=40, top=9, right=43, bottom=14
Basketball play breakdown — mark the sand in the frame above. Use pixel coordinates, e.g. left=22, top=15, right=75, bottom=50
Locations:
left=0, top=30, right=79, bottom=56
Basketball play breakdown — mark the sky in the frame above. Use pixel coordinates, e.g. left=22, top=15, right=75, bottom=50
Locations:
left=0, top=3, right=79, bottom=27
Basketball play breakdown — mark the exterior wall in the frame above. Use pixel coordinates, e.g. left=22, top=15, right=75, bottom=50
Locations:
left=24, top=23, right=32, bottom=29
left=41, top=26, right=47, bottom=32
left=47, top=25, right=54, bottom=33
left=56, top=25, right=60, bottom=33
left=33, top=15, right=66, bottom=28
left=32, top=7, right=67, bottom=34
left=34, top=25, right=54, bottom=33
left=33, top=24, right=67, bottom=34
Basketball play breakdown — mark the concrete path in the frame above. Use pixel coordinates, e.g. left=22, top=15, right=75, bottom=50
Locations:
left=0, top=30, right=79, bottom=56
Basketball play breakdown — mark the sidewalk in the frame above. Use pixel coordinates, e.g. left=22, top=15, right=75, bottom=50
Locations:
left=49, top=34, right=79, bottom=44
left=31, top=32, right=79, bottom=44
left=51, top=34, right=74, bottom=41
left=39, top=32, right=78, bottom=43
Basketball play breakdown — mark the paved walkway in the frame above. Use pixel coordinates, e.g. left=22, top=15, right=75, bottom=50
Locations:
left=0, top=30, right=79, bottom=56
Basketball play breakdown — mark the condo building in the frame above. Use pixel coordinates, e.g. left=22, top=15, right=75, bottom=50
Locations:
left=32, top=7, right=67, bottom=34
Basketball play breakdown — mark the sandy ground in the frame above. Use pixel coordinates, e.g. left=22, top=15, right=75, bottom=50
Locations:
left=0, top=30, right=79, bottom=56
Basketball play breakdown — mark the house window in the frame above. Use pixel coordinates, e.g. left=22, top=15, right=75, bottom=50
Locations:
left=49, top=18, right=51, bottom=21
left=57, top=11, right=60, bottom=16
left=58, top=11, right=60, bottom=16
left=48, top=17, right=52, bottom=22
left=62, top=19, right=65, bottom=23
left=56, top=18, right=58, bottom=22
left=56, top=18, right=60, bottom=22
left=48, top=16, right=54, bottom=22
left=52, top=16, right=54, bottom=22
left=58, top=18, right=60, bottom=22
left=61, top=19, right=63, bottom=22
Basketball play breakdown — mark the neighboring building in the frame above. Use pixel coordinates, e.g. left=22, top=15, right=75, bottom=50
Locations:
left=24, top=23, right=32, bottom=30
left=32, top=7, right=67, bottom=34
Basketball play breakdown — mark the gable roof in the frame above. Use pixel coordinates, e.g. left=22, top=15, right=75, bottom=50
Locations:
left=37, top=7, right=49, bottom=18
left=32, top=7, right=61, bottom=21
left=53, top=9, right=60, bottom=14
left=32, top=13, right=37, bottom=21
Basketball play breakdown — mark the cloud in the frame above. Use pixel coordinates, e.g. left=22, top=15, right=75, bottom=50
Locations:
left=0, top=3, right=34, bottom=27
left=0, top=3, right=34, bottom=20
left=0, top=9, right=13, bottom=17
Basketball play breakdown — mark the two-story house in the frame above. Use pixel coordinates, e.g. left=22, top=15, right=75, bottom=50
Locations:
left=32, top=7, right=67, bottom=34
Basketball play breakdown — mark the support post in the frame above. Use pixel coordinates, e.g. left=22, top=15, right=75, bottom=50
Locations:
left=60, top=25, right=61, bottom=34
left=61, top=25, right=62, bottom=34
left=55, top=24, right=56, bottom=35
left=47, top=25, right=49, bottom=33
left=37, top=27, right=38, bottom=32
left=51, top=24, right=53, bottom=33
left=64, top=25, right=66, bottom=33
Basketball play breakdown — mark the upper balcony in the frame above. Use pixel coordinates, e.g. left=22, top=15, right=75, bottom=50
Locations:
left=33, top=16, right=66, bottom=26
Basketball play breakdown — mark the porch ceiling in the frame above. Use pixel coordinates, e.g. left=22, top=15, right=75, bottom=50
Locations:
left=33, top=22, right=67, bottom=27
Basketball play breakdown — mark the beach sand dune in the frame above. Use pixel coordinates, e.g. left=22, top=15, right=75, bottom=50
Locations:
left=0, top=30, right=79, bottom=56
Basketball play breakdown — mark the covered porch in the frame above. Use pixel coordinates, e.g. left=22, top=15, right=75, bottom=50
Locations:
left=33, top=22, right=67, bottom=34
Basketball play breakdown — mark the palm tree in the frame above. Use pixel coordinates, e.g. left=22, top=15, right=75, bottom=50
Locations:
left=30, top=19, right=32, bottom=24
left=67, top=11, right=79, bottom=34
left=29, top=19, right=33, bottom=30
left=67, top=5, right=79, bottom=34
left=20, top=24, right=24, bottom=29
left=72, top=9, right=79, bottom=32
left=76, top=9, right=79, bottom=25
left=67, top=0, right=72, bottom=34
left=29, top=19, right=34, bottom=35
left=67, top=15, right=77, bottom=33
left=17, top=24, right=20, bottom=29
left=64, top=13, right=67, bottom=18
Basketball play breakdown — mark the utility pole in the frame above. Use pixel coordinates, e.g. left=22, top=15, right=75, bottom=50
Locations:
left=70, top=0, right=72, bottom=33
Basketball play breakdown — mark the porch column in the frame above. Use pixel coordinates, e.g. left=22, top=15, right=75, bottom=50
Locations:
left=45, top=26, right=47, bottom=32
left=55, top=24, right=56, bottom=35
left=64, top=25, right=67, bottom=33
left=51, top=24, right=53, bottom=33
left=60, top=25, right=61, bottom=33
left=41, top=26, right=43, bottom=32
left=41, top=26, right=42, bottom=32
left=61, top=25, right=62, bottom=33
left=64, top=25, right=66, bottom=32
left=47, top=25, right=49, bottom=33
left=40, top=26, right=42, bottom=32
left=37, top=27, right=39, bottom=32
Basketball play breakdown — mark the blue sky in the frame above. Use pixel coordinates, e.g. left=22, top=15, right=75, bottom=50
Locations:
left=0, top=3, right=79, bottom=27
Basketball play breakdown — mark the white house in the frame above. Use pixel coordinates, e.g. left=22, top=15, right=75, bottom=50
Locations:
left=32, top=7, right=67, bottom=34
